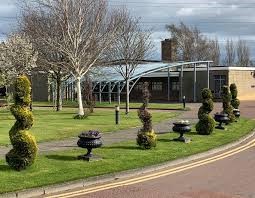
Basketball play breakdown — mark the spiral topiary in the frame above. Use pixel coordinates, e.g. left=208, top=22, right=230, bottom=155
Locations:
left=230, top=83, right=240, bottom=109
left=137, top=82, right=156, bottom=149
left=196, top=88, right=215, bottom=135
left=6, top=75, right=38, bottom=171
left=222, top=85, right=235, bottom=123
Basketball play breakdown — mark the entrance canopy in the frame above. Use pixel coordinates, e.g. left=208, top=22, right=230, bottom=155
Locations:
left=64, top=60, right=213, bottom=104
left=89, top=61, right=213, bottom=83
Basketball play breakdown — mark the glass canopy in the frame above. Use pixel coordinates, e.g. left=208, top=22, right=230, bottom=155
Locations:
left=89, top=61, right=212, bottom=83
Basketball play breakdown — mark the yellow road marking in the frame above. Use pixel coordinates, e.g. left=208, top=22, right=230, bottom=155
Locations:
left=46, top=138, right=255, bottom=198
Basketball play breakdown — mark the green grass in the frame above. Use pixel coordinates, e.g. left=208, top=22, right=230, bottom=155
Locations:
left=33, top=101, right=186, bottom=110
left=0, top=118, right=254, bottom=194
left=0, top=108, right=177, bottom=145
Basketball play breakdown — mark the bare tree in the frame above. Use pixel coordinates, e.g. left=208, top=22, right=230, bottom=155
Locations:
left=20, top=0, right=123, bottom=117
left=224, top=39, right=236, bottom=66
left=21, top=10, right=70, bottom=111
left=166, top=22, right=220, bottom=62
left=210, top=38, right=220, bottom=65
left=107, top=9, right=153, bottom=114
left=236, top=39, right=250, bottom=66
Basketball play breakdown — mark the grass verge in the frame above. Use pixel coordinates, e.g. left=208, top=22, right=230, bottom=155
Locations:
left=0, top=118, right=254, bottom=193
left=0, top=108, right=178, bottom=145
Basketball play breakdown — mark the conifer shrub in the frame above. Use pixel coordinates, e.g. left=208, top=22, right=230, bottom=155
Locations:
left=196, top=88, right=215, bottom=135
left=137, top=82, right=156, bottom=149
left=222, top=85, right=235, bottom=123
left=6, top=75, right=38, bottom=171
left=230, top=83, right=240, bottom=109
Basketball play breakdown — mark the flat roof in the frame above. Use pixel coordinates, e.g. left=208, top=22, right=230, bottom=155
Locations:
left=182, top=66, right=255, bottom=72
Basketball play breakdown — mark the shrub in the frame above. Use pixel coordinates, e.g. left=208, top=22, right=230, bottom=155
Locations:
left=82, top=78, right=95, bottom=113
left=6, top=75, right=38, bottom=171
left=230, top=83, right=240, bottom=109
left=137, top=82, right=156, bottom=149
left=196, top=88, right=215, bottom=135
left=222, top=85, right=235, bottom=123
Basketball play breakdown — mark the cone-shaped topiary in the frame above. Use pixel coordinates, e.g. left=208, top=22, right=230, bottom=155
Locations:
left=6, top=75, right=38, bottom=171
left=196, top=88, right=215, bottom=135
left=137, top=82, right=156, bottom=149
left=230, top=83, right=240, bottom=109
left=222, top=85, right=235, bottom=123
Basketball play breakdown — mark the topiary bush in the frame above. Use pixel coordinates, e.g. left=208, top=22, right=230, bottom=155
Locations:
left=222, top=85, right=235, bottom=123
left=6, top=75, right=38, bottom=171
left=230, top=83, right=240, bottom=109
left=137, top=82, right=157, bottom=149
left=196, top=88, right=215, bottom=135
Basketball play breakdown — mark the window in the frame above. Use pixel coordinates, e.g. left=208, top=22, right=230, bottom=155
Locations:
left=134, top=82, right=144, bottom=91
left=152, top=82, right=163, bottom=91
left=214, top=75, right=227, bottom=98
left=171, top=81, right=179, bottom=91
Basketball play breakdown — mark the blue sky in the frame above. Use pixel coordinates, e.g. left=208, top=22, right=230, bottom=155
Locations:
left=1, top=0, right=255, bottom=61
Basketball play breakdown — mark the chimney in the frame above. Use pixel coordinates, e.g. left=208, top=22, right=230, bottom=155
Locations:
left=161, top=39, right=177, bottom=62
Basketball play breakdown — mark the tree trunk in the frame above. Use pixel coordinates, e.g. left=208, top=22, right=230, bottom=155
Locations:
left=76, top=77, right=84, bottom=116
left=56, top=76, right=62, bottom=111
left=125, top=79, right=130, bottom=115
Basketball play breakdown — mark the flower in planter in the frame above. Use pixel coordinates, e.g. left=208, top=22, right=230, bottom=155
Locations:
left=79, top=130, right=101, bottom=138
left=174, top=120, right=190, bottom=125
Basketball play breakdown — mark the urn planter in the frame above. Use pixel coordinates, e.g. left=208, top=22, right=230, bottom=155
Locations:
left=233, top=109, right=240, bottom=119
left=77, top=130, right=103, bottom=161
left=172, top=121, right=191, bottom=143
left=214, top=113, right=229, bottom=130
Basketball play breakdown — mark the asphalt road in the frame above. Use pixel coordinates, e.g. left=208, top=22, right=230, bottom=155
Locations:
left=47, top=101, right=255, bottom=198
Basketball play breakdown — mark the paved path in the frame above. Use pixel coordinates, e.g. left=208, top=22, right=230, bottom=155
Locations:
left=0, top=104, right=201, bottom=158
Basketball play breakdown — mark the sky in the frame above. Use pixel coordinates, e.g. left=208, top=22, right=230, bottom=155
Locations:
left=0, top=0, right=255, bottom=61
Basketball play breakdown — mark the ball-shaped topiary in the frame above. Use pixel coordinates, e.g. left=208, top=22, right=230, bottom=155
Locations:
left=196, top=88, right=215, bottom=135
left=137, top=82, right=157, bottom=149
left=222, top=85, right=235, bottom=123
left=6, top=75, right=38, bottom=171
left=230, top=83, right=240, bottom=109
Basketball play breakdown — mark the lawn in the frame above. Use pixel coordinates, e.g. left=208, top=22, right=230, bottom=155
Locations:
left=32, top=101, right=186, bottom=110
left=0, top=108, right=178, bottom=145
left=0, top=118, right=254, bottom=194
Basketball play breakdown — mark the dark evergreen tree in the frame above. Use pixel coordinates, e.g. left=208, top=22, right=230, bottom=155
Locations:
left=222, top=85, right=235, bottom=123
left=230, top=83, right=240, bottom=109
left=196, top=88, right=215, bottom=135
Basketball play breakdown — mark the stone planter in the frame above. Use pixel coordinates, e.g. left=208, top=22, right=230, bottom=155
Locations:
left=77, top=130, right=103, bottom=161
left=172, top=121, right=191, bottom=143
left=214, top=113, right=229, bottom=130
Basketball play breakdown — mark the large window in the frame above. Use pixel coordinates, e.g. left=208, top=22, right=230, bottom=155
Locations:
left=152, top=82, right=163, bottom=91
left=134, top=82, right=144, bottom=91
left=214, top=75, right=227, bottom=98
left=171, top=81, right=179, bottom=91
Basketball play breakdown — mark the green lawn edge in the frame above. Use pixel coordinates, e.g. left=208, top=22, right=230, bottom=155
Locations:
left=32, top=101, right=187, bottom=110
left=0, top=109, right=178, bottom=145
left=0, top=118, right=254, bottom=194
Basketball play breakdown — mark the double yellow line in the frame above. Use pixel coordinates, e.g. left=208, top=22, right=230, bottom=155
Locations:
left=46, top=138, right=255, bottom=198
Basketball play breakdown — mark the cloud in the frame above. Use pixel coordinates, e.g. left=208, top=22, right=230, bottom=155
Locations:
left=176, top=8, right=194, bottom=16
left=1, top=0, right=255, bottom=60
